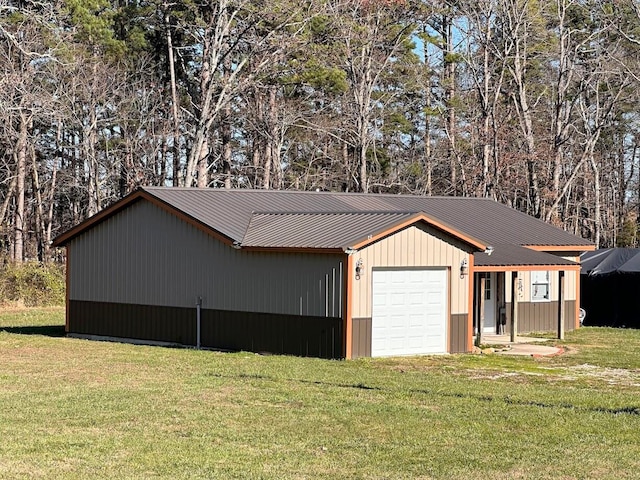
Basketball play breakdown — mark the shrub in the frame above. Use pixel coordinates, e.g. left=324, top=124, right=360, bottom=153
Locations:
left=0, top=262, right=65, bottom=307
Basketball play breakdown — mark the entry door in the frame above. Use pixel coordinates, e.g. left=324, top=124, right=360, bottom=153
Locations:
left=482, top=273, right=496, bottom=333
left=371, top=269, right=447, bottom=357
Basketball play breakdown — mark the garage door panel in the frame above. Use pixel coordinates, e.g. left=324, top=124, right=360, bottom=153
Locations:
left=409, top=318, right=424, bottom=329
left=391, top=295, right=406, bottom=306
left=373, top=296, right=387, bottom=307
left=408, top=292, right=424, bottom=305
left=371, top=269, right=447, bottom=357
left=391, top=319, right=406, bottom=330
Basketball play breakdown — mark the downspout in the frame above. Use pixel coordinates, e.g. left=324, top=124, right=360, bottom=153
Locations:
left=196, top=296, right=202, bottom=349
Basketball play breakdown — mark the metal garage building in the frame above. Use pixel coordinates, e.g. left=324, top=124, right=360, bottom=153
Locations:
left=54, top=187, right=593, bottom=359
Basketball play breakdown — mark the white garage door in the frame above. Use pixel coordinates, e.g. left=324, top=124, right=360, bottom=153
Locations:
left=371, top=269, right=447, bottom=357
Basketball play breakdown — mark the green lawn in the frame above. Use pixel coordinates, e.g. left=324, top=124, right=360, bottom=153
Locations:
left=1, top=308, right=640, bottom=479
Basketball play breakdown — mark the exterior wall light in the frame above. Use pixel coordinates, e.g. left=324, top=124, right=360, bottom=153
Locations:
left=460, top=258, right=468, bottom=278
left=355, top=258, right=364, bottom=280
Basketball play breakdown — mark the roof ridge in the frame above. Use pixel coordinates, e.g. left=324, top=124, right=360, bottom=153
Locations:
left=140, top=186, right=495, bottom=201
left=250, top=210, right=420, bottom=216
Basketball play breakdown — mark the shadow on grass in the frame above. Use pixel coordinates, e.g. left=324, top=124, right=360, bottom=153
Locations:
left=0, top=325, right=66, bottom=337
left=208, top=372, right=640, bottom=417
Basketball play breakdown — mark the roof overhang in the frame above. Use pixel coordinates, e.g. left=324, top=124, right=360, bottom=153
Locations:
left=475, top=264, right=581, bottom=272
left=473, top=244, right=580, bottom=272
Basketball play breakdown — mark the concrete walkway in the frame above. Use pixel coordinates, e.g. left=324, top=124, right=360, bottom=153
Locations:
left=497, top=343, right=564, bottom=357
left=477, top=334, right=564, bottom=357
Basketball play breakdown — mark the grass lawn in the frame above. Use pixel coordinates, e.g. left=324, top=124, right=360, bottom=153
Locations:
left=1, top=308, right=640, bottom=479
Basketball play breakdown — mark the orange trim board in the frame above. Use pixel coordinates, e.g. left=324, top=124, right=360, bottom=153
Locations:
left=349, top=212, right=488, bottom=251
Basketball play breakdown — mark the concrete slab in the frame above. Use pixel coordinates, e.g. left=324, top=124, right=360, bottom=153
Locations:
left=481, top=334, right=550, bottom=344
left=476, top=334, right=564, bottom=357
left=496, top=343, right=564, bottom=357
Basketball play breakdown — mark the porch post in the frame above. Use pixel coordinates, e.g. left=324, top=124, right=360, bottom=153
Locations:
left=558, top=270, right=565, bottom=340
left=477, top=274, right=485, bottom=346
left=510, top=271, right=518, bottom=342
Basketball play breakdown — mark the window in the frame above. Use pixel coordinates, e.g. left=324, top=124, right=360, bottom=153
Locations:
left=531, top=271, right=550, bottom=302
left=483, top=273, right=491, bottom=301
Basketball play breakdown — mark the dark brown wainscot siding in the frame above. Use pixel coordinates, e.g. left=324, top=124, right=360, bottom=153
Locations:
left=449, top=314, right=469, bottom=353
left=69, top=300, right=195, bottom=344
left=504, top=300, right=576, bottom=334
left=201, top=309, right=342, bottom=359
left=351, top=318, right=372, bottom=359
left=69, top=301, right=343, bottom=359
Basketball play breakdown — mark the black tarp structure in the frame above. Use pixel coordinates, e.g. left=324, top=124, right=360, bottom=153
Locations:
left=581, top=248, right=640, bottom=328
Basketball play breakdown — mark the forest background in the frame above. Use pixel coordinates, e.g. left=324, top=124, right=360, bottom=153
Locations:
left=3, top=0, right=640, bottom=265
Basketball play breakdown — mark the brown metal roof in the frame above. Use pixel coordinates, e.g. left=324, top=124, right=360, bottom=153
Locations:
left=474, top=244, right=578, bottom=268
left=142, top=187, right=592, bottom=249
left=242, top=212, right=416, bottom=249
left=54, top=187, right=594, bottom=254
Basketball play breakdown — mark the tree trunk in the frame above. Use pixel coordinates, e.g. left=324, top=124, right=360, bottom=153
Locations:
left=14, top=113, right=28, bottom=264
left=252, top=137, right=261, bottom=188
left=196, top=137, right=208, bottom=188
left=185, top=21, right=214, bottom=188
left=357, top=114, right=368, bottom=193
left=547, top=0, right=576, bottom=224
left=267, top=86, right=283, bottom=190
left=222, top=104, right=232, bottom=189
left=0, top=176, right=17, bottom=243
left=87, top=103, right=99, bottom=216
left=32, top=150, right=45, bottom=262
left=513, top=62, right=540, bottom=217
left=590, top=154, right=601, bottom=247
left=354, top=69, right=370, bottom=194
left=164, top=2, right=181, bottom=187
left=443, top=14, right=457, bottom=196
left=263, top=137, right=272, bottom=190
left=342, top=139, right=350, bottom=192
left=45, top=153, right=57, bottom=260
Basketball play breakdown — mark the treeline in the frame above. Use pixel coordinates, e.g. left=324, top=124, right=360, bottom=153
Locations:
left=2, top=0, right=640, bottom=262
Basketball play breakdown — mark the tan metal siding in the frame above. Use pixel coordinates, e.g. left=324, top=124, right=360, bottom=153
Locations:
left=350, top=224, right=470, bottom=319
left=505, top=270, right=576, bottom=303
left=560, top=256, right=579, bottom=302
left=564, top=270, right=576, bottom=301
left=69, top=200, right=344, bottom=316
